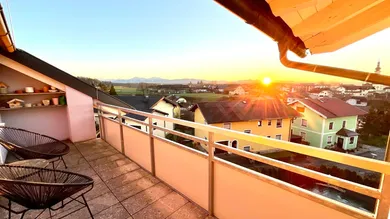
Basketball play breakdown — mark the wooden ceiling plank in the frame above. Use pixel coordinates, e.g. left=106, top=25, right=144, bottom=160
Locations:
left=292, top=0, right=384, bottom=36
left=269, top=0, right=318, bottom=16
left=310, top=16, right=390, bottom=54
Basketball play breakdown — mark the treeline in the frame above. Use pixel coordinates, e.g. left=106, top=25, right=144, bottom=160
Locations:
left=77, top=77, right=117, bottom=95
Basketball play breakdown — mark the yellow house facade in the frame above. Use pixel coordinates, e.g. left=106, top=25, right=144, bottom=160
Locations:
left=191, top=99, right=300, bottom=153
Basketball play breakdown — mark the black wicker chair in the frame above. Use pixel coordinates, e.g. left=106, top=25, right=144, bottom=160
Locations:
left=0, top=165, right=94, bottom=218
left=0, top=127, right=70, bottom=169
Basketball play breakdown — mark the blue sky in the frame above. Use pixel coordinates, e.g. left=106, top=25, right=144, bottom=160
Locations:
left=1, top=0, right=389, bottom=82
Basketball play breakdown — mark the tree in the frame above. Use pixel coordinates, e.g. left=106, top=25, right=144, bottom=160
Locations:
left=109, top=86, right=117, bottom=95
left=136, top=83, right=149, bottom=96
left=361, top=101, right=390, bottom=136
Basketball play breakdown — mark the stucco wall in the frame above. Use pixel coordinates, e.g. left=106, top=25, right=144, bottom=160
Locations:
left=194, top=108, right=292, bottom=152
left=66, top=86, right=96, bottom=142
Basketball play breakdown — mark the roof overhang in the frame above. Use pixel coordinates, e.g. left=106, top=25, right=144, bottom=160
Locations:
left=0, top=4, right=15, bottom=52
left=215, top=0, right=390, bottom=85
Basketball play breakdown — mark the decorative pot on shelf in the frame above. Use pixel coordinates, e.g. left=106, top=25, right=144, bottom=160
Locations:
left=52, top=97, right=59, bottom=105
left=43, top=86, right=49, bottom=93
left=42, top=99, right=50, bottom=106
left=59, top=96, right=66, bottom=105
left=25, top=87, right=34, bottom=93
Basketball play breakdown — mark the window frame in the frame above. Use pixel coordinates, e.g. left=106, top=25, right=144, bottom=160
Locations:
left=223, top=123, right=231, bottom=129
left=244, top=130, right=251, bottom=134
left=301, top=132, right=306, bottom=140
left=257, top=120, right=262, bottom=127
left=329, top=122, right=334, bottom=130
left=268, top=120, right=272, bottom=126
left=276, top=119, right=283, bottom=128
left=349, top=137, right=354, bottom=144
left=327, top=135, right=333, bottom=144
left=301, top=119, right=307, bottom=127
left=243, top=146, right=251, bottom=151
left=342, top=120, right=347, bottom=128
left=266, top=136, right=271, bottom=138
left=275, top=134, right=282, bottom=140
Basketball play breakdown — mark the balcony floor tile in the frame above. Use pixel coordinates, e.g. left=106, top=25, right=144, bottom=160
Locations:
left=3, top=139, right=210, bottom=219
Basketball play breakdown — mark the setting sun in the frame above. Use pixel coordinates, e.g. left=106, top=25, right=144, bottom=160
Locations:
left=262, top=77, right=271, bottom=85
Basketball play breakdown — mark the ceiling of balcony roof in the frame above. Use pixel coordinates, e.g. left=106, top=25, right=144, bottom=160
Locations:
left=266, top=0, right=390, bottom=54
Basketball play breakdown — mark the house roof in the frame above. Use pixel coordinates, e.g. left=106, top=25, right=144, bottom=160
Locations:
left=191, top=98, right=301, bottom=124
left=292, top=98, right=367, bottom=118
left=116, top=96, right=162, bottom=120
left=0, top=49, right=133, bottom=109
left=336, top=128, right=359, bottom=137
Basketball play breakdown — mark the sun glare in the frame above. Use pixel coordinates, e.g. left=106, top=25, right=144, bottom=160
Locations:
left=262, top=77, right=271, bottom=85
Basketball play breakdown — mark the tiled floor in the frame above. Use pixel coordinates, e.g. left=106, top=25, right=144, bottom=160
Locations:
left=0, top=139, right=210, bottom=219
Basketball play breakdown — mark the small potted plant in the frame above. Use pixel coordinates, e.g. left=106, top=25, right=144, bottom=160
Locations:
left=0, top=82, right=8, bottom=94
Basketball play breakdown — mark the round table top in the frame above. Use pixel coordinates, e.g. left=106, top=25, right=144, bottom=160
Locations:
left=6, top=159, right=50, bottom=168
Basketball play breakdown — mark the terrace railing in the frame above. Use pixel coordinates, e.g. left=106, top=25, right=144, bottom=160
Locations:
left=96, top=102, right=390, bottom=219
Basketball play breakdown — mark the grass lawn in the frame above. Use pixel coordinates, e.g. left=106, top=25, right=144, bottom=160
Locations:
left=114, top=86, right=142, bottom=95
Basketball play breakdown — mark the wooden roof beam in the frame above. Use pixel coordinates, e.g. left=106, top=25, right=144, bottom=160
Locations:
left=267, top=0, right=317, bottom=16
left=292, top=0, right=384, bottom=36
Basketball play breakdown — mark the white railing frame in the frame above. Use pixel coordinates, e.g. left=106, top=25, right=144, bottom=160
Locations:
left=96, top=102, right=390, bottom=219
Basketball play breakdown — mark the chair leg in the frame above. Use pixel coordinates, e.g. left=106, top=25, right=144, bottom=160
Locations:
left=8, top=200, right=11, bottom=219
left=20, top=211, right=26, bottom=219
left=81, top=194, right=94, bottom=219
left=60, top=156, right=67, bottom=169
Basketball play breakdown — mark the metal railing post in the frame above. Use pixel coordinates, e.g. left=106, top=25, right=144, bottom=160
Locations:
left=118, top=109, right=125, bottom=154
left=375, top=133, right=390, bottom=219
left=99, top=105, right=105, bottom=140
left=208, top=131, right=215, bottom=216
left=148, top=117, right=156, bottom=176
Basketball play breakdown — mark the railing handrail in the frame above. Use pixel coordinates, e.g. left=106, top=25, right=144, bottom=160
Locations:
left=96, top=102, right=390, bottom=175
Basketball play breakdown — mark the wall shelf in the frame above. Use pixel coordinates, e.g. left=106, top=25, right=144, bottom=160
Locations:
left=0, top=105, right=66, bottom=111
left=0, top=92, right=65, bottom=96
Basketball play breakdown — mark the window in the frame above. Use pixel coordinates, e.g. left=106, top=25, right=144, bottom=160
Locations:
left=349, top=137, right=354, bottom=144
left=296, top=107, right=305, bottom=113
left=329, top=122, right=334, bottom=130
left=223, top=123, right=231, bottom=129
left=342, top=121, right=347, bottom=128
left=204, top=137, right=208, bottom=140
left=131, top=125, right=141, bottom=130
left=268, top=120, right=272, bottom=126
left=243, top=146, right=251, bottom=151
left=257, top=120, right=262, bottom=127
left=153, top=122, right=157, bottom=130
left=301, top=132, right=306, bottom=140
left=327, top=136, right=332, bottom=144
left=301, top=119, right=307, bottom=127
left=244, top=130, right=251, bottom=134
left=275, top=135, right=282, bottom=140
left=276, top=119, right=282, bottom=128
left=267, top=136, right=271, bottom=138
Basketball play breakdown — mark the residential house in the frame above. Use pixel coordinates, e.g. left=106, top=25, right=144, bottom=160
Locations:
left=289, top=98, right=367, bottom=150
left=308, top=89, right=333, bottom=98
left=225, top=85, right=247, bottom=96
left=116, top=95, right=180, bottom=137
left=191, top=99, right=301, bottom=153
left=336, top=84, right=374, bottom=97
left=346, top=97, right=368, bottom=107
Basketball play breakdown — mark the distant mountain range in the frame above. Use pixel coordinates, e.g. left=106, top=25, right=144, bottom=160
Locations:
left=108, top=77, right=259, bottom=84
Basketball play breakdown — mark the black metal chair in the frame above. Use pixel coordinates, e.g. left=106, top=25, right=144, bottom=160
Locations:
left=0, top=127, right=70, bottom=169
left=0, top=165, right=94, bottom=218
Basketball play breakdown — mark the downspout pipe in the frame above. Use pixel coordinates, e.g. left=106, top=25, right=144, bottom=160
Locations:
left=278, top=43, right=390, bottom=86
left=0, top=4, right=15, bottom=52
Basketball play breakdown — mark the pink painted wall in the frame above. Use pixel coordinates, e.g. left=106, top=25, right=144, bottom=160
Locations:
left=0, top=64, right=70, bottom=140
left=213, top=161, right=356, bottom=219
left=66, top=86, right=96, bottom=142
left=102, top=118, right=121, bottom=151
left=154, top=138, right=209, bottom=210
left=123, top=126, right=151, bottom=171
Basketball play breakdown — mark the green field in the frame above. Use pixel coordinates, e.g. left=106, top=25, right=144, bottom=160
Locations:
left=114, top=86, right=142, bottom=95
left=178, top=93, right=227, bottom=101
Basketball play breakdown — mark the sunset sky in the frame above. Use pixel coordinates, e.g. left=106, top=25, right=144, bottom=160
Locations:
left=2, top=0, right=389, bottom=83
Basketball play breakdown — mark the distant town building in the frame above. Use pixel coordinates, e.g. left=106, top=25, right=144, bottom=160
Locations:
left=225, top=85, right=247, bottom=96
